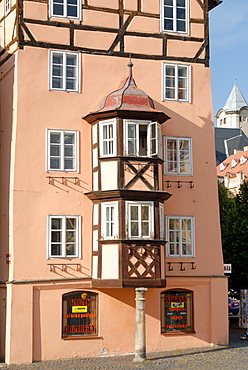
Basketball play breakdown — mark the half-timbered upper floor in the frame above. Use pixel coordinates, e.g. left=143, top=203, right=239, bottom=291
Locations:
left=0, top=0, right=221, bottom=67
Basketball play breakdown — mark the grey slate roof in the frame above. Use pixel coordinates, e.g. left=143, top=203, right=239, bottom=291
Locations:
left=223, top=82, right=248, bottom=112
left=215, top=127, right=248, bottom=165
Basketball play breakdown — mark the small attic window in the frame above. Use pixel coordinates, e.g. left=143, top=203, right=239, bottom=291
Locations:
left=240, top=156, right=247, bottom=165
left=220, top=163, right=226, bottom=171
left=231, top=159, right=238, bottom=168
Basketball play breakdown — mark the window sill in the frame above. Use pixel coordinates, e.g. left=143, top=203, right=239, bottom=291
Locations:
left=161, top=330, right=195, bottom=336
left=62, top=335, right=103, bottom=340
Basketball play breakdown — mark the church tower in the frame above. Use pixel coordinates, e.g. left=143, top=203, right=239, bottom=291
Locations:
left=216, top=81, right=248, bottom=130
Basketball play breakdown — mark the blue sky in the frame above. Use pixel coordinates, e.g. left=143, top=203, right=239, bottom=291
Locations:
left=209, top=0, right=248, bottom=120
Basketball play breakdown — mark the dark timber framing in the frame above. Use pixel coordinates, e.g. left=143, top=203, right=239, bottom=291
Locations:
left=11, top=0, right=214, bottom=66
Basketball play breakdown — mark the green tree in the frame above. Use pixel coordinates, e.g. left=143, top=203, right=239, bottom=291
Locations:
left=218, top=181, right=248, bottom=292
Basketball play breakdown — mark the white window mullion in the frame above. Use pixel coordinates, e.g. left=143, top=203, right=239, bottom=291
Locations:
left=173, top=0, right=176, bottom=32
left=62, top=216, right=66, bottom=257
left=62, top=52, right=66, bottom=91
left=138, top=205, right=141, bottom=238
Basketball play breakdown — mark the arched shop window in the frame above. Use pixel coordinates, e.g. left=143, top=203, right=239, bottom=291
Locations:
left=62, top=291, right=98, bottom=338
left=161, top=289, right=194, bottom=333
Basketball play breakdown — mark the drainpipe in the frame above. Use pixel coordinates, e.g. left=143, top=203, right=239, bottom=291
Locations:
left=133, top=287, right=147, bottom=362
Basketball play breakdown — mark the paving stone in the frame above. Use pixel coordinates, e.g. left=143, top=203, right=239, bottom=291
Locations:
left=1, top=328, right=248, bottom=369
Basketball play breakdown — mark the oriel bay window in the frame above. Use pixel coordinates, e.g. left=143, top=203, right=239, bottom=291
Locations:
left=99, top=119, right=117, bottom=157
left=166, top=216, right=194, bottom=257
left=62, top=292, right=97, bottom=338
left=161, top=290, right=193, bottom=333
left=164, top=136, right=192, bottom=175
left=127, top=202, right=154, bottom=239
left=47, top=129, right=78, bottom=172
left=125, top=120, right=162, bottom=157
left=101, top=202, right=118, bottom=239
left=48, top=215, right=80, bottom=258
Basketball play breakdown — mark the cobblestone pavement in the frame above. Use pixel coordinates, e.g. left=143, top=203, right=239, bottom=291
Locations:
left=1, top=327, right=248, bottom=370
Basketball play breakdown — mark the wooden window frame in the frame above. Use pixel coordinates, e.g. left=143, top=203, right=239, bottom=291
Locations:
left=99, top=119, right=117, bottom=157
left=62, top=291, right=98, bottom=338
left=164, top=136, right=192, bottom=175
left=163, top=63, right=191, bottom=102
left=49, top=50, right=80, bottom=93
left=126, top=201, right=154, bottom=240
left=166, top=216, right=194, bottom=258
left=47, top=129, right=78, bottom=172
left=160, top=0, right=189, bottom=35
left=124, top=120, right=162, bottom=158
left=161, top=289, right=194, bottom=333
left=49, top=0, right=82, bottom=20
left=5, top=0, right=10, bottom=14
left=101, top=202, right=119, bottom=239
left=47, top=215, right=81, bottom=258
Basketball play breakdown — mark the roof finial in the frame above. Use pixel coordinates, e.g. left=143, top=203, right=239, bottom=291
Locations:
left=128, top=53, right=133, bottom=77
left=234, top=79, right=237, bottom=85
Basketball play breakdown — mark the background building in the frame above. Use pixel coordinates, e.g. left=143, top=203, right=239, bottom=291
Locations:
left=0, top=0, right=228, bottom=364
left=215, top=82, right=248, bottom=165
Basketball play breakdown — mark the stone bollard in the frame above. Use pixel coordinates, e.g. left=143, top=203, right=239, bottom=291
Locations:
left=133, top=287, right=148, bottom=363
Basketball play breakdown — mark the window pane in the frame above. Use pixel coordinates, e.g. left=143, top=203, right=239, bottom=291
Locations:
left=67, top=55, right=77, bottom=66
left=66, top=79, right=76, bottom=90
left=164, top=7, right=173, bottom=18
left=52, top=77, right=63, bottom=89
left=141, top=222, right=149, bottom=237
left=66, top=244, right=76, bottom=255
left=177, top=0, right=185, bottom=6
left=169, top=218, right=179, bottom=230
left=128, top=124, right=136, bottom=139
left=166, top=66, right=175, bottom=76
left=64, top=134, right=75, bottom=144
left=50, top=145, right=60, bottom=156
left=66, top=218, right=76, bottom=229
left=177, top=8, right=185, bottom=20
left=67, top=5, right=77, bottom=17
left=164, top=0, right=173, bottom=5
left=141, top=206, right=149, bottom=221
left=53, top=65, right=63, bottom=77
left=52, top=231, right=61, bottom=242
left=50, top=158, right=61, bottom=169
left=52, top=218, right=62, bottom=229
left=131, top=222, right=139, bottom=236
left=51, top=244, right=62, bottom=256
left=130, top=206, right=138, bottom=221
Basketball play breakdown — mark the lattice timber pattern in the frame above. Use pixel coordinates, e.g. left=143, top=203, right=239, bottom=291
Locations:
left=123, top=243, right=161, bottom=279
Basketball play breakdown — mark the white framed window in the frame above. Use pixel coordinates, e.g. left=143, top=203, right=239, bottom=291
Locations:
left=99, top=119, right=117, bottom=157
left=101, top=202, right=118, bottom=239
left=49, top=51, right=80, bottom=92
left=48, top=215, right=80, bottom=258
left=127, top=201, right=154, bottom=239
left=124, top=120, right=162, bottom=157
left=161, top=0, right=189, bottom=34
left=163, top=63, right=190, bottom=102
left=5, top=0, right=10, bottom=14
left=47, top=129, right=78, bottom=172
left=49, top=0, right=81, bottom=19
left=159, top=203, right=164, bottom=239
left=164, top=136, right=192, bottom=175
left=167, top=216, right=194, bottom=257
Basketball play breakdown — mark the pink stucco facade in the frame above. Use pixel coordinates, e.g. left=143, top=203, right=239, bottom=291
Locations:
left=0, top=0, right=228, bottom=364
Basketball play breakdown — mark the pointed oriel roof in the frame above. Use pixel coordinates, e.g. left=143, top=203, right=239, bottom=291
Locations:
left=223, top=81, right=248, bottom=112
left=83, top=61, right=170, bottom=124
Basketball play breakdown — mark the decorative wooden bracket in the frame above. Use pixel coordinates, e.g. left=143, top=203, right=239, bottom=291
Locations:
left=48, top=263, right=81, bottom=272
left=166, top=180, right=194, bottom=189
left=167, top=262, right=196, bottom=271
left=46, top=176, right=79, bottom=185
